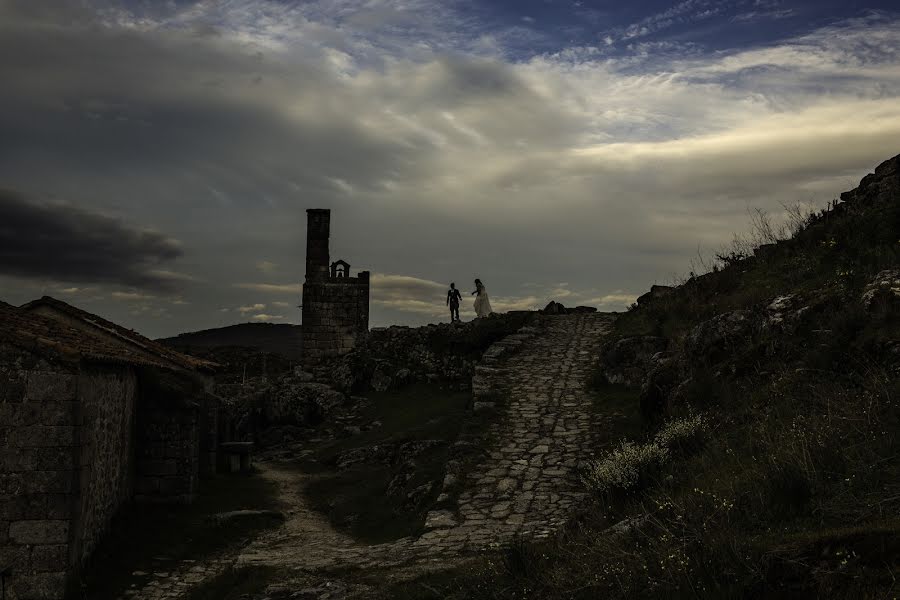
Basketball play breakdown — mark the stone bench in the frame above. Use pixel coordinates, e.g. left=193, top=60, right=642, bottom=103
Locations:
left=220, top=441, right=254, bottom=473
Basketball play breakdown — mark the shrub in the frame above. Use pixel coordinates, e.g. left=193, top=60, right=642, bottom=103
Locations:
left=582, top=440, right=669, bottom=495
left=583, top=414, right=709, bottom=496
left=654, top=413, right=708, bottom=452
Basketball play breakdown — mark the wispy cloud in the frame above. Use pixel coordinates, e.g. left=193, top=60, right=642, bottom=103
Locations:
left=369, top=273, right=633, bottom=318
left=234, top=283, right=303, bottom=294
left=238, top=303, right=266, bottom=313
left=616, top=0, right=723, bottom=42
left=111, top=291, right=157, bottom=301
left=250, top=313, right=284, bottom=321
left=256, top=260, right=277, bottom=273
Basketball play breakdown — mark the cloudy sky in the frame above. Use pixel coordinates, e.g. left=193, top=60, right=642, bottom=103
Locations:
left=1, top=0, right=899, bottom=337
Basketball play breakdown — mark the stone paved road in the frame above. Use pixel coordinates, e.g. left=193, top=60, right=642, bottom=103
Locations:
left=422, top=312, right=613, bottom=551
left=120, top=313, right=613, bottom=598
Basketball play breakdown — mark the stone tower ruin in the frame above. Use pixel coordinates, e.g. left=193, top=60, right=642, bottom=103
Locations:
left=301, top=209, right=370, bottom=364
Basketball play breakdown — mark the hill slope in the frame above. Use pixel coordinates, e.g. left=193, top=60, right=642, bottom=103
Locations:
left=158, top=322, right=302, bottom=360
left=387, top=154, right=900, bottom=599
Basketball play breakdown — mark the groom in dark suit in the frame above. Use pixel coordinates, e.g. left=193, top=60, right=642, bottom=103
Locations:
left=447, top=282, right=462, bottom=322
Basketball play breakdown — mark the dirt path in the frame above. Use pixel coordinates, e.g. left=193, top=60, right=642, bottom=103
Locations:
left=121, top=313, right=613, bottom=598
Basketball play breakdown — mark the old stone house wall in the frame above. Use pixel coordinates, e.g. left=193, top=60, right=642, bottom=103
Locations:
left=1, top=343, right=78, bottom=600
left=0, top=345, right=139, bottom=600
left=72, top=367, right=137, bottom=566
left=134, top=404, right=200, bottom=504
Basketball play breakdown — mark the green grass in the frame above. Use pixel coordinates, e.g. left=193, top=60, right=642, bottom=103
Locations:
left=81, top=471, right=282, bottom=599
left=301, top=383, right=471, bottom=543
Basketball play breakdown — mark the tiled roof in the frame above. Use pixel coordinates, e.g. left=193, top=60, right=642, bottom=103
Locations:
left=19, top=296, right=218, bottom=372
left=0, top=301, right=173, bottom=369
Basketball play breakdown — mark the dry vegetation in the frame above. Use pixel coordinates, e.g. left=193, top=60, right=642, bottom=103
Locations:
left=385, top=158, right=900, bottom=598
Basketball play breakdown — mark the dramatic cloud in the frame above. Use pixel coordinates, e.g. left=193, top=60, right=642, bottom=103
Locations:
left=0, top=188, right=187, bottom=291
left=0, top=1, right=897, bottom=336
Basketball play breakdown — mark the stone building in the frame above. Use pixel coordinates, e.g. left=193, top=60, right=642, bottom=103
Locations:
left=301, top=209, right=370, bottom=365
left=20, top=296, right=219, bottom=479
left=0, top=300, right=218, bottom=600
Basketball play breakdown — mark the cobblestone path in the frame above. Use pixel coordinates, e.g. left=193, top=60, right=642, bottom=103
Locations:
left=423, top=311, right=614, bottom=550
left=121, top=313, right=613, bottom=598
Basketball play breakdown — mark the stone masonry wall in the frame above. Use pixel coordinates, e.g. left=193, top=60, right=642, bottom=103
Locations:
left=302, top=274, right=370, bottom=365
left=134, top=404, right=200, bottom=504
left=1, top=343, right=79, bottom=600
left=1, top=345, right=142, bottom=600
left=72, top=367, right=136, bottom=567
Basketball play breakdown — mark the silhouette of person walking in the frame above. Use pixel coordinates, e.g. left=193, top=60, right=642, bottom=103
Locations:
left=447, top=282, right=462, bottom=322
left=472, top=278, right=493, bottom=318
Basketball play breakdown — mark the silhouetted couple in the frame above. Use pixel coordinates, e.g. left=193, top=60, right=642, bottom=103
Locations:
left=447, top=279, right=493, bottom=322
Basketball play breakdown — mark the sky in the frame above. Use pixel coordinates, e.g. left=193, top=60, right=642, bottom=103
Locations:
left=1, top=0, right=899, bottom=338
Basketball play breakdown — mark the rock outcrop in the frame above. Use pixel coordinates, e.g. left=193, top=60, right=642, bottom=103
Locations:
left=323, top=312, right=533, bottom=393
left=540, top=301, right=598, bottom=315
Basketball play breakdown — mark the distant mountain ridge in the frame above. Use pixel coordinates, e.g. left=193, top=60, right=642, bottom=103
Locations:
left=158, top=322, right=302, bottom=359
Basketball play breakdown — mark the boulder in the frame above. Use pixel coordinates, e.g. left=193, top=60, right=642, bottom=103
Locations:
left=291, top=367, right=314, bottom=382
left=570, top=305, right=598, bottom=313
left=333, top=439, right=445, bottom=470
left=684, top=310, right=757, bottom=363
left=370, top=360, right=394, bottom=392
left=335, top=444, right=395, bottom=469
left=541, top=301, right=566, bottom=315
left=639, top=356, right=682, bottom=419
left=636, top=285, right=674, bottom=306
left=266, top=382, right=347, bottom=426
left=599, top=336, right=669, bottom=387
left=764, top=294, right=810, bottom=332
left=861, top=269, right=900, bottom=311
left=840, top=153, right=900, bottom=205
left=329, top=351, right=374, bottom=393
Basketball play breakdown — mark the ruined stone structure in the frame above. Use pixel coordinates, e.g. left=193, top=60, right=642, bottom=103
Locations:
left=301, top=209, right=370, bottom=365
left=0, top=300, right=218, bottom=600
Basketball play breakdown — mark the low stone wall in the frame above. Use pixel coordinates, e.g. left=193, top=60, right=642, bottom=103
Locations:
left=325, top=312, right=536, bottom=394
left=364, top=325, right=479, bottom=383
left=428, top=317, right=543, bottom=511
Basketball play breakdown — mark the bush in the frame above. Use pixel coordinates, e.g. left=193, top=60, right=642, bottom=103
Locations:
left=655, top=413, right=708, bottom=452
left=583, top=414, right=709, bottom=496
left=582, top=440, right=669, bottom=495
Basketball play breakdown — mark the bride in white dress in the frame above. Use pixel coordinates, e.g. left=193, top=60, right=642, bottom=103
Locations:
left=472, top=278, right=493, bottom=318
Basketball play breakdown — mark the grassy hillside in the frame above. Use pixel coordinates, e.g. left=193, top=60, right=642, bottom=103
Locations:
left=386, top=155, right=900, bottom=599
